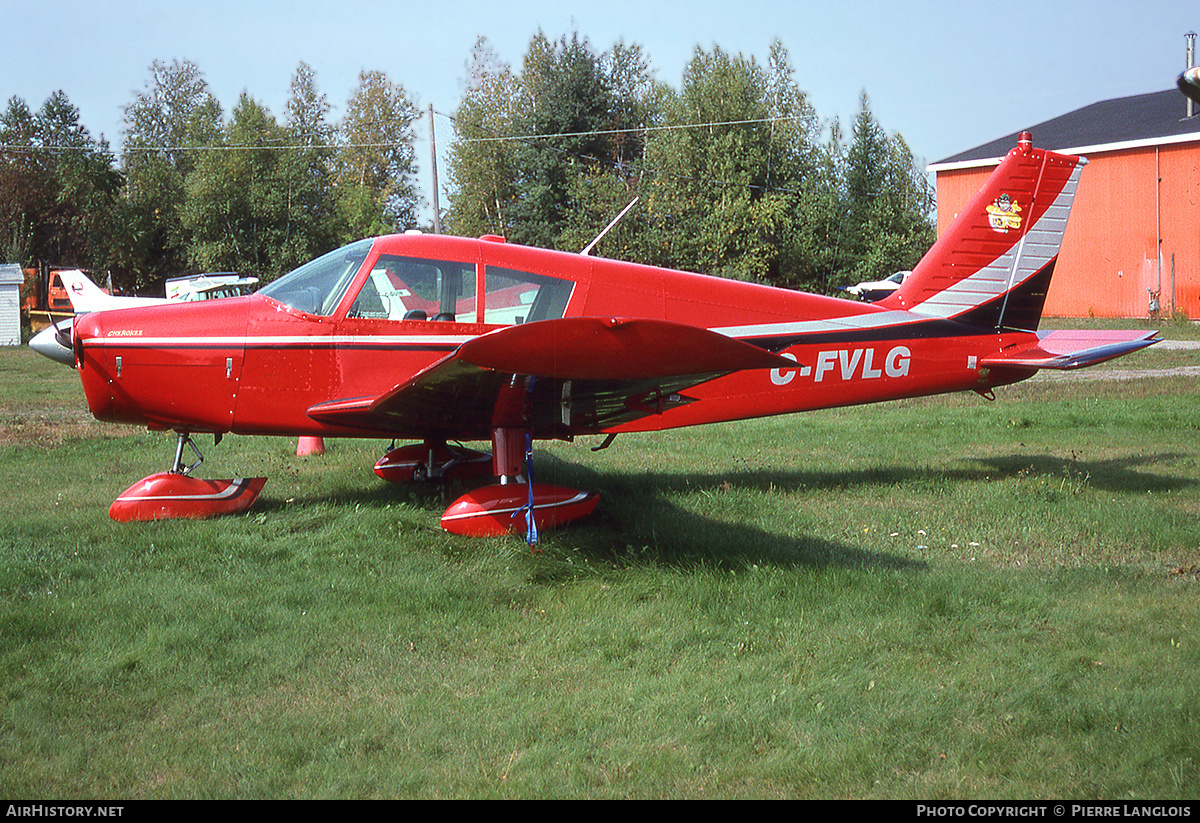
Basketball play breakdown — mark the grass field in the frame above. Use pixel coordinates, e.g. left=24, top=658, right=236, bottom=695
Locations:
left=1, top=322, right=1198, bottom=799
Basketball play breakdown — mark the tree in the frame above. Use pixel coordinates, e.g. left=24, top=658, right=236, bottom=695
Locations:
left=333, top=70, right=421, bottom=238
left=445, top=37, right=523, bottom=238
left=116, top=59, right=222, bottom=290
left=641, top=41, right=825, bottom=284
left=183, top=94, right=291, bottom=279
left=446, top=33, right=660, bottom=254
left=0, top=96, right=47, bottom=265
left=837, top=92, right=934, bottom=286
left=443, top=35, right=934, bottom=293
left=278, top=61, right=338, bottom=266
left=183, top=63, right=387, bottom=282
left=505, top=32, right=617, bottom=249
left=40, top=91, right=122, bottom=267
left=558, top=40, right=662, bottom=257
left=0, top=91, right=120, bottom=269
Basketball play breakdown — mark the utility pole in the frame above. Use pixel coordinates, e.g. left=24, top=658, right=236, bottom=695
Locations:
left=429, top=104, right=442, bottom=234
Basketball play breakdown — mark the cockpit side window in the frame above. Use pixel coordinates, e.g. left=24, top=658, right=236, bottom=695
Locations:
left=334, top=253, right=574, bottom=325
left=347, top=255, right=476, bottom=321
left=258, top=238, right=373, bottom=316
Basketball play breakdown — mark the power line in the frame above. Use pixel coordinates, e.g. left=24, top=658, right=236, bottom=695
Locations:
left=2, top=110, right=814, bottom=200
left=442, top=112, right=810, bottom=144
left=439, top=109, right=810, bottom=196
left=0, top=138, right=411, bottom=155
left=1, top=113, right=810, bottom=156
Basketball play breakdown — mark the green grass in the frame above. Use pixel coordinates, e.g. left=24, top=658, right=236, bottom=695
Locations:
left=1, top=336, right=1199, bottom=799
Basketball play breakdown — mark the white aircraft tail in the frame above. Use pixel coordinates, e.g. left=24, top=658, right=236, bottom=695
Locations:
left=59, top=270, right=166, bottom=313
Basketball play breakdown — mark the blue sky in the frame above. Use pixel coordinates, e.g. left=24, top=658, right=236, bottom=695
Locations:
left=5, top=0, right=1197, bottom=220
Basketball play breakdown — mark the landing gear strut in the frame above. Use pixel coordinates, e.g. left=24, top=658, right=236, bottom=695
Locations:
left=373, top=377, right=601, bottom=541
left=171, top=432, right=206, bottom=475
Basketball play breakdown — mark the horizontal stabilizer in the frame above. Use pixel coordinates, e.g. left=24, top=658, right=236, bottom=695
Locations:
left=980, top=329, right=1160, bottom=370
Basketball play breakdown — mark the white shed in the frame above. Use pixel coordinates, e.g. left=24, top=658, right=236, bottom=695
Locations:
left=0, top=265, right=23, bottom=346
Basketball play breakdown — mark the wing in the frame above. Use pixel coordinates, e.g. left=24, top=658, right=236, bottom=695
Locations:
left=307, top=317, right=793, bottom=439
left=980, top=329, right=1160, bottom=370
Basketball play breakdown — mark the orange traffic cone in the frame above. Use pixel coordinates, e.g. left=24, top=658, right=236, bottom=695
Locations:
left=297, top=436, right=325, bottom=456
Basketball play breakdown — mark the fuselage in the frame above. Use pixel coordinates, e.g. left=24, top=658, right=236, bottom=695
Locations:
left=73, top=232, right=1035, bottom=440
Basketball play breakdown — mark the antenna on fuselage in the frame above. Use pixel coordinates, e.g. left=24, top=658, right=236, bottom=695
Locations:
left=580, top=197, right=639, bottom=256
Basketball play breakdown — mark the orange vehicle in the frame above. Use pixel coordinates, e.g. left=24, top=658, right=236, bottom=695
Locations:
left=22, top=268, right=107, bottom=316
left=47, top=270, right=73, bottom=312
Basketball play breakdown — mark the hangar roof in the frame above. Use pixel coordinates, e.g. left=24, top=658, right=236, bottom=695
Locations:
left=931, top=88, right=1200, bottom=171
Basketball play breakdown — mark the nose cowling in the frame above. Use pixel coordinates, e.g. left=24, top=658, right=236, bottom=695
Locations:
left=72, top=312, right=120, bottom=423
left=70, top=298, right=251, bottom=431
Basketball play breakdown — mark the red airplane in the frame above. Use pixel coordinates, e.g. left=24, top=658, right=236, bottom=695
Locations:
left=66, top=134, right=1157, bottom=538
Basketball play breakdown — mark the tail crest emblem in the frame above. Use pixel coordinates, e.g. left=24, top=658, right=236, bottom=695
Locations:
left=986, top=194, right=1023, bottom=233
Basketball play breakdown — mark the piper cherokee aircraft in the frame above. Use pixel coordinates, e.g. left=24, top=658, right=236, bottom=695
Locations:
left=60, top=134, right=1157, bottom=537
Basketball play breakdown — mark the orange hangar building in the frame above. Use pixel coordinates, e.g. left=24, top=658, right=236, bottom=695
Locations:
left=931, top=84, right=1200, bottom=320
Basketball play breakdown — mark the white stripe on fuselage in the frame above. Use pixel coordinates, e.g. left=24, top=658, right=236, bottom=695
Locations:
left=710, top=309, right=925, bottom=341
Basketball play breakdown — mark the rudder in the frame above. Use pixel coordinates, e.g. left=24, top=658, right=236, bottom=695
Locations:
left=879, top=133, right=1086, bottom=332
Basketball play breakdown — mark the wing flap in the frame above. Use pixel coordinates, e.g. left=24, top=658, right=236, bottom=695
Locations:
left=455, top=316, right=790, bottom=379
left=980, top=329, right=1160, bottom=370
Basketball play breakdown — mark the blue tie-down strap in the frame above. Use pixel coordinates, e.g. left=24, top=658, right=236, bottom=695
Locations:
left=511, top=431, right=539, bottom=548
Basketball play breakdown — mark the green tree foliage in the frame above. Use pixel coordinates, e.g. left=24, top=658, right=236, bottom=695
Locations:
left=182, top=92, right=316, bottom=280
left=559, top=41, right=663, bottom=258
left=836, top=92, right=935, bottom=287
left=642, top=42, right=831, bottom=283
left=0, top=91, right=120, bottom=269
left=3, top=37, right=933, bottom=296
left=333, top=70, right=421, bottom=238
left=116, top=59, right=222, bottom=290
left=508, top=32, right=624, bottom=249
left=280, top=61, right=339, bottom=265
left=445, top=37, right=530, bottom=239
left=0, top=97, right=45, bottom=265
left=181, top=64, right=417, bottom=283
left=446, top=33, right=660, bottom=253
left=445, top=35, right=931, bottom=292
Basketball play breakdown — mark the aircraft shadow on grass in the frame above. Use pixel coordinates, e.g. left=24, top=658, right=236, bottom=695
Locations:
left=970, top=451, right=1195, bottom=496
left=551, top=450, right=1194, bottom=569
left=256, top=446, right=1194, bottom=572
left=245, top=451, right=925, bottom=571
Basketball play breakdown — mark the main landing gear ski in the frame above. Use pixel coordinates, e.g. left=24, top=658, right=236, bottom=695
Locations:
left=376, top=428, right=598, bottom=544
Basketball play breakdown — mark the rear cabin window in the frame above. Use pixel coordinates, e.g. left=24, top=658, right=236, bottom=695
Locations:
left=482, top=266, right=573, bottom=325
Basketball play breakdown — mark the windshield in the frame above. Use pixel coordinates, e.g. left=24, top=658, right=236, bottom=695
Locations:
left=258, top=238, right=373, bottom=315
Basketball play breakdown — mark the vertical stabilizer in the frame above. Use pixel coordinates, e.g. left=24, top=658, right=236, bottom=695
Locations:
left=880, top=133, right=1086, bottom=331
